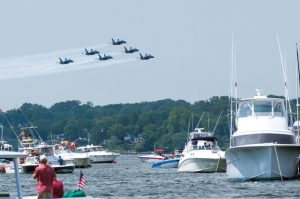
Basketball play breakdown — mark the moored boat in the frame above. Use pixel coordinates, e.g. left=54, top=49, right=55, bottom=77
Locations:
left=76, top=145, right=119, bottom=163
left=225, top=90, right=300, bottom=180
left=178, top=128, right=226, bottom=173
left=22, top=144, right=75, bottom=174
left=138, top=149, right=166, bottom=163
left=56, top=149, right=90, bottom=168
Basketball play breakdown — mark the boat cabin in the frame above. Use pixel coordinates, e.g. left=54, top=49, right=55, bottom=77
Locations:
left=236, top=94, right=288, bottom=132
left=187, top=128, right=220, bottom=151
left=233, top=91, right=296, bottom=146
left=76, top=145, right=104, bottom=153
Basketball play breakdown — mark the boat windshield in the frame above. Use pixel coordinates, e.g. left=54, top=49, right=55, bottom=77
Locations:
left=238, top=100, right=285, bottom=118
left=37, top=147, right=54, bottom=156
left=238, top=102, right=253, bottom=117
left=90, top=147, right=103, bottom=152
left=75, top=148, right=90, bottom=153
left=254, top=101, right=272, bottom=116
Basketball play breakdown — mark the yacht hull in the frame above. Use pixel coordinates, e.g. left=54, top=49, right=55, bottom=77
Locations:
left=90, top=154, right=118, bottom=163
left=178, top=155, right=226, bottom=173
left=73, top=158, right=90, bottom=168
left=225, top=144, right=300, bottom=180
left=53, top=165, right=75, bottom=173
left=22, top=164, right=37, bottom=174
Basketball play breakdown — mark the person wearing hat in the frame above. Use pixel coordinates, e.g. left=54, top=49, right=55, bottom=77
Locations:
left=32, top=155, right=56, bottom=199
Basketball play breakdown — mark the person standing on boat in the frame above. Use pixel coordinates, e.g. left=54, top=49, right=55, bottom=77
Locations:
left=32, top=155, right=56, bottom=199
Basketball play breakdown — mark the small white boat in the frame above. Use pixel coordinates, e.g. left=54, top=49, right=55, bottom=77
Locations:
left=56, top=149, right=90, bottom=168
left=178, top=128, right=226, bottom=173
left=138, top=149, right=166, bottom=163
left=76, top=145, right=119, bottom=163
left=22, top=144, right=75, bottom=174
left=152, top=149, right=183, bottom=168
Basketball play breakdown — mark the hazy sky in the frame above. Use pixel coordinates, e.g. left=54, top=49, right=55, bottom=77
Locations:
left=1, top=0, right=300, bottom=111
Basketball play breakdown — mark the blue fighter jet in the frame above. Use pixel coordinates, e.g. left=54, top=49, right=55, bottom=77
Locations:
left=59, top=57, right=74, bottom=64
left=124, top=47, right=139, bottom=54
left=139, top=53, right=154, bottom=60
left=112, top=38, right=126, bottom=45
left=98, top=53, right=113, bottom=61
left=85, top=48, right=99, bottom=55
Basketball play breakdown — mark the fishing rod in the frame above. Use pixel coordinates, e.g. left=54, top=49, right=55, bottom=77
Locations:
left=0, top=109, right=23, bottom=146
left=213, top=110, right=224, bottom=135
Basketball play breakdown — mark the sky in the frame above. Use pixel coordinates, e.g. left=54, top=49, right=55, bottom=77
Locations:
left=0, top=0, right=300, bottom=111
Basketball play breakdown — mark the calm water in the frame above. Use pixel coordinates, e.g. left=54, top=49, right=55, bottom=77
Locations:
left=1, top=155, right=300, bottom=198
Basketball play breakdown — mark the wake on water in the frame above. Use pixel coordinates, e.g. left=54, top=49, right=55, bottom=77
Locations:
left=0, top=43, right=139, bottom=80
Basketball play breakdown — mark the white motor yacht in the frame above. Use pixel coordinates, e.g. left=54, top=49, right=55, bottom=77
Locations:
left=225, top=90, right=300, bottom=180
left=76, top=145, right=119, bottom=163
left=178, top=128, right=226, bottom=172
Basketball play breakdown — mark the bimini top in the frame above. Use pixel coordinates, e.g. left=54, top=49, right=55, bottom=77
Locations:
left=153, top=149, right=165, bottom=153
left=191, top=136, right=217, bottom=142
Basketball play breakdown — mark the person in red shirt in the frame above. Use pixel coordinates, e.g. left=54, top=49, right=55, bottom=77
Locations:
left=53, top=177, right=64, bottom=198
left=32, top=155, right=56, bottom=199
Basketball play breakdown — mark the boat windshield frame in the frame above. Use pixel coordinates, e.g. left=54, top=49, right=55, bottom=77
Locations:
left=237, top=98, right=286, bottom=118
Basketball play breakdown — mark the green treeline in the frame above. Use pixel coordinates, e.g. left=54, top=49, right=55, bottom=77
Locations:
left=1, top=95, right=297, bottom=152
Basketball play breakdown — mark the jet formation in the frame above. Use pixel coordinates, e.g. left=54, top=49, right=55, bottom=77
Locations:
left=58, top=38, right=153, bottom=64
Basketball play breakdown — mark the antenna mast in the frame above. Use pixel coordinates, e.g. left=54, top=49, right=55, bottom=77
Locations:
left=277, top=36, right=293, bottom=125
left=296, top=44, right=300, bottom=143
left=213, top=110, right=224, bottom=134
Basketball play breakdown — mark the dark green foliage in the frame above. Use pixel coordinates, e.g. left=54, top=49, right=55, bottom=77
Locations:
left=0, top=96, right=245, bottom=151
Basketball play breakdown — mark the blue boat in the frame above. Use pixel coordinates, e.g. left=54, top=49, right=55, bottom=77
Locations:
left=152, top=158, right=180, bottom=169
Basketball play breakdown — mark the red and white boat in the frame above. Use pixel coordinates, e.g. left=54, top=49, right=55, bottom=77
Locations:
left=138, top=149, right=166, bottom=163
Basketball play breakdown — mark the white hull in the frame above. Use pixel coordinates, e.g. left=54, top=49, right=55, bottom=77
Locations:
left=73, top=157, right=90, bottom=168
left=57, top=152, right=90, bottom=168
left=138, top=155, right=165, bottom=163
left=178, top=152, right=226, bottom=173
left=90, top=154, right=118, bottom=163
left=225, top=144, right=300, bottom=180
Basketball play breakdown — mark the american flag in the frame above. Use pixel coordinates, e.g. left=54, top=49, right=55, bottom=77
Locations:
left=77, top=171, right=87, bottom=190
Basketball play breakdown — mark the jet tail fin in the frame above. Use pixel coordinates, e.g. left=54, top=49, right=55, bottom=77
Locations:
left=124, top=47, right=128, bottom=52
left=85, top=49, right=88, bottom=53
left=59, top=57, right=63, bottom=63
left=98, top=53, right=102, bottom=60
left=111, top=38, right=115, bottom=44
left=139, top=53, right=143, bottom=59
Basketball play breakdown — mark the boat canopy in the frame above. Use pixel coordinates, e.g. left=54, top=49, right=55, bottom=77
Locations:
left=191, top=136, right=217, bottom=142
left=154, top=149, right=165, bottom=153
